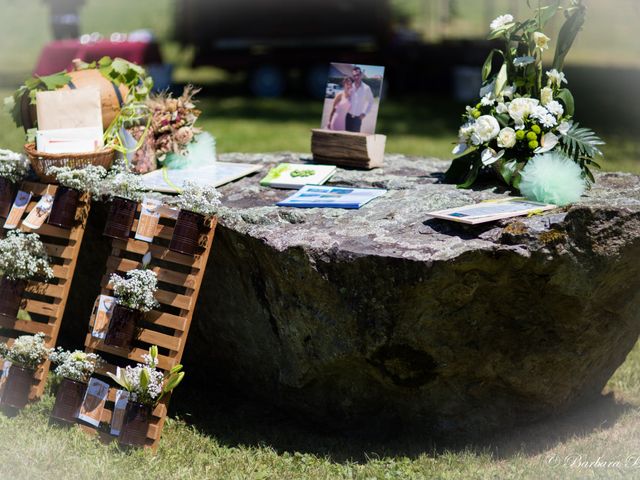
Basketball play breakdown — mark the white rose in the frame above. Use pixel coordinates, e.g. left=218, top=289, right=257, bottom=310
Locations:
left=470, top=115, right=500, bottom=145
left=508, top=97, right=539, bottom=123
left=497, top=127, right=516, bottom=148
left=540, top=86, right=553, bottom=106
left=533, top=32, right=550, bottom=51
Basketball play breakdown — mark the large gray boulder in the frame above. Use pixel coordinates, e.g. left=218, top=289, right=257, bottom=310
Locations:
left=182, top=153, right=640, bottom=432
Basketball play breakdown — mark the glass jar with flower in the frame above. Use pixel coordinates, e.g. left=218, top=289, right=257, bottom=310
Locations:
left=104, top=265, right=159, bottom=350
left=169, top=181, right=221, bottom=256
left=100, top=164, right=148, bottom=240
left=0, top=149, right=29, bottom=218
left=46, top=165, right=107, bottom=229
left=0, top=333, right=52, bottom=409
left=0, top=231, right=54, bottom=318
left=49, top=348, right=102, bottom=424
left=107, top=345, right=184, bottom=447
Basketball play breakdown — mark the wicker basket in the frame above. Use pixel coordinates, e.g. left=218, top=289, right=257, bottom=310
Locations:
left=24, top=143, right=115, bottom=183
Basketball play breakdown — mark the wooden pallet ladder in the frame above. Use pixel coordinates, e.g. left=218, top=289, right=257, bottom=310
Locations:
left=82, top=205, right=217, bottom=449
left=0, top=182, right=90, bottom=400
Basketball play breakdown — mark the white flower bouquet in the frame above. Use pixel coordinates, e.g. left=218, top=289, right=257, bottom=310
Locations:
left=0, top=333, right=52, bottom=370
left=446, top=0, right=604, bottom=190
left=49, top=348, right=101, bottom=383
left=110, top=268, right=159, bottom=313
left=0, top=231, right=54, bottom=282
left=46, top=165, right=108, bottom=196
left=0, top=149, right=30, bottom=184
left=107, top=345, right=185, bottom=406
left=172, top=181, right=221, bottom=217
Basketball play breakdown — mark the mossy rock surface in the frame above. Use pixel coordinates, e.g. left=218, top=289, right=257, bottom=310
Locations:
left=62, top=153, right=640, bottom=434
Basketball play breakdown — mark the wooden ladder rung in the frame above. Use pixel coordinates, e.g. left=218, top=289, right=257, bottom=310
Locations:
left=0, top=316, right=54, bottom=336
left=106, top=257, right=198, bottom=289
left=84, top=336, right=177, bottom=370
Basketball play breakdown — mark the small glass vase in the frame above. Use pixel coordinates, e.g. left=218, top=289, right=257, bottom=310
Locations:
left=104, top=304, right=141, bottom=349
left=118, top=401, right=151, bottom=447
left=50, top=377, right=88, bottom=424
left=103, top=197, right=138, bottom=240
left=169, top=210, right=205, bottom=256
left=1, top=365, right=35, bottom=409
left=48, top=186, right=80, bottom=229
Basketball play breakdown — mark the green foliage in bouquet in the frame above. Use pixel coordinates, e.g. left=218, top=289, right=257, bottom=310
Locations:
left=445, top=0, right=604, bottom=190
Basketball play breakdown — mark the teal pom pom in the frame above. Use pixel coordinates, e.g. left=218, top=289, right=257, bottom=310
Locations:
left=163, top=132, right=217, bottom=170
left=519, top=152, right=586, bottom=206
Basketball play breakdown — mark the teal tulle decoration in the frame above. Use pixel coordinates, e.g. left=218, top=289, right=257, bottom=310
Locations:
left=519, top=152, right=586, bottom=206
left=163, top=132, right=217, bottom=170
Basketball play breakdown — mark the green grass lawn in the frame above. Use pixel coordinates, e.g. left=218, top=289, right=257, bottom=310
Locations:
left=0, top=343, right=638, bottom=480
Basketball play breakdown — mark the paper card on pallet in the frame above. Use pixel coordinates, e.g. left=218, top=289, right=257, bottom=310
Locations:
left=110, top=388, right=130, bottom=436
left=78, top=377, right=110, bottom=427
left=92, top=295, right=116, bottom=340
left=135, top=197, right=162, bottom=243
left=21, top=193, right=55, bottom=230
left=3, top=191, right=32, bottom=229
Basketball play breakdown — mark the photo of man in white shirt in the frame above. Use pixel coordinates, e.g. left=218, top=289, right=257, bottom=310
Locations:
left=345, top=66, right=375, bottom=133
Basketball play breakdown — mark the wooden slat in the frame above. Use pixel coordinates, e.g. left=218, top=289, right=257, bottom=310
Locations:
left=45, top=244, right=76, bottom=261
left=51, top=264, right=71, bottom=280
left=100, top=278, right=193, bottom=310
left=25, top=282, right=65, bottom=299
left=106, top=257, right=198, bottom=289
left=145, top=311, right=188, bottom=331
left=23, top=299, right=60, bottom=319
left=85, top=336, right=177, bottom=370
left=112, top=239, right=204, bottom=269
left=0, top=316, right=54, bottom=336
left=24, top=222, right=81, bottom=242
left=137, top=328, right=181, bottom=352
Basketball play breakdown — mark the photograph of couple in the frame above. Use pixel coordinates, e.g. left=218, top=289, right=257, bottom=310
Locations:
left=321, top=63, right=385, bottom=135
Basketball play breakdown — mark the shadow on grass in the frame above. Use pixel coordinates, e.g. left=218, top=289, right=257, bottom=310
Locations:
left=169, top=376, right=636, bottom=464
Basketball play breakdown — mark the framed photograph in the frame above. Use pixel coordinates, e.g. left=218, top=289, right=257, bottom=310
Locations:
left=320, top=62, right=385, bottom=135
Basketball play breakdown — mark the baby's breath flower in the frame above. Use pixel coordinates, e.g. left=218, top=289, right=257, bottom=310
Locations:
left=172, top=181, right=221, bottom=217
left=0, top=333, right=52, bottom=370
left=110, top=269, right=159, bottom=312
left=0, top=231, right=53, bottom=282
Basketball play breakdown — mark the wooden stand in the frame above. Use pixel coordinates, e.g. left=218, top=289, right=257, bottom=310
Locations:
left=310, top=128, right=386, bottom=169
left=81, top=205, right=217, bottom=450
left=0, top=182, right=90, bottom=400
